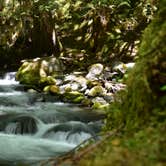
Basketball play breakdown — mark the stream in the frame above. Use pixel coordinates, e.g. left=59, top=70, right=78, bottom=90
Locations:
left=0, top=72, right=104, bottom=166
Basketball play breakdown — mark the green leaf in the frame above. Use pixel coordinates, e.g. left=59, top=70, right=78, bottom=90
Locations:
left=117, top=1, right=131, bottom=8
left=160, top=85, right=166, bottom=91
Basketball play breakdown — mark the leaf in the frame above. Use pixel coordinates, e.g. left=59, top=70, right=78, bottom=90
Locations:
left=84, top=33, right=91, bottom=42
left=79, top=20, right=87, bottom=29
left=74, top=24, right=79, bottom=31
left=90, top=39, right=94, bottom=47
left=88, top=19, right=93, bottom=26
left=160, top=85, right=166, bottom=91
left=75, top=36, right=82, bottom=41
left=117, top=1, right=131, bottom=8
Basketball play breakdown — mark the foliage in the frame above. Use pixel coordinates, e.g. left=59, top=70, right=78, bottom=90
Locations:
left=0, top=0, right=156, bottom=70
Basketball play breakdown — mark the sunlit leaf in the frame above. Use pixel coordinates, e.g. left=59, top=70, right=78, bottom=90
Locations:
left=75, top=36, right=82, bottom=41
left=115, top=29, right=121, bottom=33
left=90, top=39, right=94, bottom=47
left=117, top=1, right=131, bottom=8
left=160, top=85, right=166, bottom=91
left=88, top=19, right=93, bottom=26
left=79, top=20, right=87, bottom=29
left=74, top=1, right=82, bottom=8
left=84, top=33, right=91, bottom=42
left=74, top=24, right=79, bottom=31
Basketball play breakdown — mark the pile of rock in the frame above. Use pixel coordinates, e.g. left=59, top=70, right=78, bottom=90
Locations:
left=16, top=57, right=134, bottom=109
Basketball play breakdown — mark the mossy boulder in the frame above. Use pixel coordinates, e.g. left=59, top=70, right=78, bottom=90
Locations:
left=39, top=76, right=56, bottom=86
left=43, top=85, right=60, bottom=94
left=16, top=61, right=40, bottom=85
left=16, top=57, right=63, bottom=87
left=63, top=91, right=85, bottom=103
left=92, top=97, right=109, bottom=109
left=87, top=85, right=107, bottom=97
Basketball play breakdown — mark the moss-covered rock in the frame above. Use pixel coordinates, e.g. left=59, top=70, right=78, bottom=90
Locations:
left=16, top=57, right=63, bottom=87
left=87, top=85, right=107, bottom=97
left=16, top=61, right=40, bottom=85
left=92, top=97, right=109, bottom=109
left=63, top=91, right=85, bottom=103
left=39, top=76, right=56, bottom=86
left=43, top=85, right=60, bottom=94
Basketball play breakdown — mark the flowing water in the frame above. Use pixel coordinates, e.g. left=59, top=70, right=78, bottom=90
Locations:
left=0, top=72, right=104, bottom=166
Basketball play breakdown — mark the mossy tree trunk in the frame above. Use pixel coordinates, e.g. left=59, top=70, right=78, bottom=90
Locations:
left=106, top=0, right=166, bottom=130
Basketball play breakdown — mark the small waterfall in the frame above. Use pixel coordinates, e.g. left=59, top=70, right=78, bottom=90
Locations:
left=0, top=72, right=104, bottom=165
left=4, top=115, right=39, bottom=135
left=0, top=72, right=18, bottom=85
left=4, top=122, right=18, bottom=134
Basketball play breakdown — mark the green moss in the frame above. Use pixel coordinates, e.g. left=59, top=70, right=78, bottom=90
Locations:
left=39, top=76, right=56, bottom=87
left=63, top=91, right=85, bottom=103
left=88, top=86, right=106, bottom=97
left=79, top=123, right=166, bottom=166
left=16, top=62, right=40, bottom=85
left=73, top=95, right=85, bottom=103
left=105, top=0, right=166, bottom=131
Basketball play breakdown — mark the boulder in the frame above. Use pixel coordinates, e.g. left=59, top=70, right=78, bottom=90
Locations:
left=91, top=97, right=109, bottom=109
left=16, top=57, right=63, bottom=86
left=86, top=63, right=104, bottom=81
left=43, top=85, right=60, bottom=94
left=113, top=62, right=135, bottom=74
left=87, top=85, right=107, bottom=97
left=63, top=91, right=85, bottom=103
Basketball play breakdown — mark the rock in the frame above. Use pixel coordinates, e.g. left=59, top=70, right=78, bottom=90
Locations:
left=87, top=85, right=107, bottom=97
left=91, top=97, right=109, bottom=109
left=111, top=83, right=126, bottom=93
left=103, top=66, right=118, bottom=80
left=86, top=63, right=104, bottom=81
left=16, top=61, right=40, bottom=85
left=39, top=76, right=56, bottom=86
left=64, top=74, right=77, bottom=83
left=63, top=91, right=85, bottom=103
left=49, top=85, right=60, bottom=94
left=62, top=75, right=88, bottom=92
left=43, top=86, right=50, bottom=92
left=16, top=56, right=63, bottom=86
left=104, top=81, right=114, bottom=91
left=92, top=97, right=108, bottom=105
left=73, top=95, right=85, bottom=103
left=27, top=89, right=38, bottom=93
left=103, top=93, right=114, bottom=103
left=73, top=76, right=88, bottom=92
left=55, top=79, right=63, bottom=86
left=59, top=82, right=80, bottom=93
left=113, top=62, right=135, bottom=74
left=87, top=80, right=102, bottom=88
left=43, top=85, right=60, bottom=94
left=70, top=82, right=80, bottom=91
left=81, top=97, right=92, bottom=106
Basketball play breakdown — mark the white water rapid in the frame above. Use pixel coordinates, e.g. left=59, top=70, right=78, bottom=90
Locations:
left=0, top=72, right=103, bottom=166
